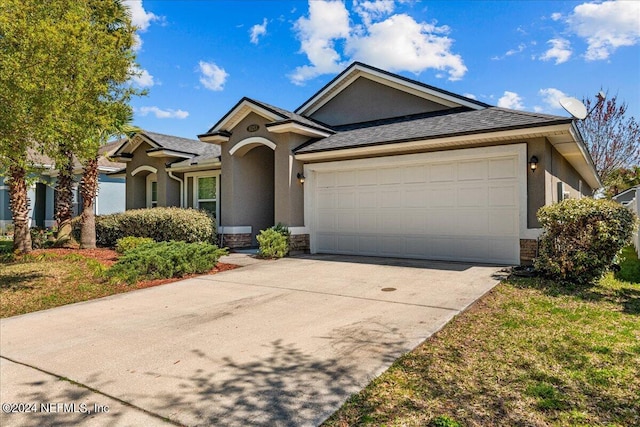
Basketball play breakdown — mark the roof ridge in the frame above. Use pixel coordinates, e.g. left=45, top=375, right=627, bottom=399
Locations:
left=491, top=106, right=570, bottom=121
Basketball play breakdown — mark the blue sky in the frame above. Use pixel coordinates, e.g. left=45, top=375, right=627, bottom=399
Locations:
left=125, top=0, right=640, bottom=139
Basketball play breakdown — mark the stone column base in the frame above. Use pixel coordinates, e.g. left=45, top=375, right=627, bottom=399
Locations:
left=288, top=234, right=310, bottom=255
left=520, top=239, right=538, bottom=265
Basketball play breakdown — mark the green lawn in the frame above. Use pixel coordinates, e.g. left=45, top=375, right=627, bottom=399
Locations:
left=323, top=247, right=640, bottom=426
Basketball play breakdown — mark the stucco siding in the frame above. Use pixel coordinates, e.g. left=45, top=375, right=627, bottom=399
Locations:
left=309, top=77, right=449, bottom=126
left=97, top=176, right=126, bottom=215
left=546, top=141, right=594, bottom=204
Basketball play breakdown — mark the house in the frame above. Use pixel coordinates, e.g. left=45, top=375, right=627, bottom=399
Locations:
left=613, top=186, right=639, bottom=257
left=117, top=62, right=601, bottom=265
left=612, top=185, right=639, bottom=206
left=111, top=131, right=221, bottom=216
left=0, top=140, right=126, bottom=233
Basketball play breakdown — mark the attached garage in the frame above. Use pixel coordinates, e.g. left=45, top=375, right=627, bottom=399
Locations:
left=305, top=145, right=527, bottom=265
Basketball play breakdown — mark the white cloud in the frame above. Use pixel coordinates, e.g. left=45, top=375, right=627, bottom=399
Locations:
left=353, top=0, right=396, bottom=25
left=138, top=106, right=189, bottom=119
left=290, top=1, right=467, bottom=84
left=463, top=93, right=477, bottom=100
left=198, top=61, right=229, bottom=91
left=493, top=43, right=526, bottom=60
left=290, top=0, right=351, bottom=85
left=567, top=0, right=640, bottom=60
left=539, top=38, right=572, bottom=64
left=125, top=1, right=162, bottom=52
left=497, top=91, right=525, bottom=110
left=126, top=0, right=160, bottom=31
left=550, top=12, right=563, bottom=21
left=250, top=18, right=268, bottom=44
left=130, top=66, right=154, bottom=87
left=346, top=14, right=467, bottom=80
left=538, top=87, right=568, bottom=110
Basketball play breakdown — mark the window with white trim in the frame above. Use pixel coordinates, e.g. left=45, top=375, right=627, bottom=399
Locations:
left=146, top=173, right=158, bottom=208
left=196, top=176, right=216, bottom=217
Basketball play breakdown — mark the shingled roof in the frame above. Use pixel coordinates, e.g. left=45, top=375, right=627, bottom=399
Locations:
left=294, top=107, right=572, bottom=154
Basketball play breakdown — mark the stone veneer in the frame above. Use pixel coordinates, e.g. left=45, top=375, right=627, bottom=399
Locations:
left=520, top=239, right=538, bottom=265
left=219, top=233, right=252, bottom=249
left=288, top=234, right=310, bottom=254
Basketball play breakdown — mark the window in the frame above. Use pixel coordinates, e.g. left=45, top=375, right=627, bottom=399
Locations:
left=150, top=181, right=158, bottom=208
left=196, top=176, right=216, bottom=216
left=146, top=173, right=158, bottom=208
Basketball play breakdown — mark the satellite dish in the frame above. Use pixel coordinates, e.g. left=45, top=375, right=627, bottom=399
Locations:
left=559, top=97, right=588, bottom=120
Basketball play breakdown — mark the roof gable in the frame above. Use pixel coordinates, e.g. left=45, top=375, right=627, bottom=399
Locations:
left=295, top=62, right=489, bottom=118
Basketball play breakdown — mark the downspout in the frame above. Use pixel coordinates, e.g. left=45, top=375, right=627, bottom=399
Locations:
left=167, top=171, right=184, bottom=207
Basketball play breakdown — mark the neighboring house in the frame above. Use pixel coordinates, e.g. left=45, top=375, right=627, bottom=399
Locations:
left=612, top=185, right=639, bottom=206
left=110, top=132, right=222, bottom=218
left=118, top=62, right=601, bottom=265
left=613, top=186, right=640, bottom=257
left=0, top=140, right=126, bottom=232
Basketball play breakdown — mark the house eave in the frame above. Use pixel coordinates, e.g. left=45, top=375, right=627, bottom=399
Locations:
left=146, top=149, right=194, bottom=159
left=166, top=160, right=222, bottom=172
left=294, top=123, right=601, bottom=190
left=266, top=121, right=333, bottom=138
left=198, top=132, right=231, bottom=144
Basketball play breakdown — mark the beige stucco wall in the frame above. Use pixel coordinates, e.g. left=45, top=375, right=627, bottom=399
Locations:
left=125, top=141, right=183, bottom=210
left=310, top=77, right=448, bottom=126
left=219, top=112, right=306, bottom=242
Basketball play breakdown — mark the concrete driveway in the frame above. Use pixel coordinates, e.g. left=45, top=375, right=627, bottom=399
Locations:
left=1, top=254, right=504, bottom=427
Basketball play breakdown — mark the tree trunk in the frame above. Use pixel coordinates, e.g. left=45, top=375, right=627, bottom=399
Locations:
left=80, top=156, right=98, bottom=249
left=55, top=149, right=76, bottom=246
left=8, top=164, right=33, bottom=253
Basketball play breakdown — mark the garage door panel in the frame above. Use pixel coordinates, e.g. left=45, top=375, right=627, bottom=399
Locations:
left=317, top=192, right=335, bottom=209
left=312, top=153, right=520, bottom=265
left=458, top=186, right=487, bottom=207
left=489, top=158, right=517, bottom=179
left=457, top=210, right=488, bottom=235
left=357, top=169, right=377, bottom=186
left=488, top=184, right=518, bottom=207
left=458, top=160, right=487, bottom=181
left=336, top=192, right=356, bottom=209
left=404, top=165, right=427, bottom=183
left=336, top=171, right=356, bottom=186
left=430, top=163, right=456, bottom=182
left=430, top=188, right=456, bottom=207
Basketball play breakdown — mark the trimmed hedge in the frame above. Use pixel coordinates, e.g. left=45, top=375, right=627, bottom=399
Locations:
left=107, top=241, right=228, bottom=284
left=94, top=207, right=216, bottom=247
left=535, top=198, right=637, bottom=286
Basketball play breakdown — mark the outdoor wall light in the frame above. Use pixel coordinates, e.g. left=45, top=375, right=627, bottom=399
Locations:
left=529, top=156, right=539, bottom=172
left=297, top=172, right=305, bottom=184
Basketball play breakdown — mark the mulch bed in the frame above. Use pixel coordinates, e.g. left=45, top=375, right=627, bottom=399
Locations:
left=29, top=248, right=240, bottom=290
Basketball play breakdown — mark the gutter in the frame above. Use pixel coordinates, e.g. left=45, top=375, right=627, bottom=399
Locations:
left=167, top=171, right=184, bottom=208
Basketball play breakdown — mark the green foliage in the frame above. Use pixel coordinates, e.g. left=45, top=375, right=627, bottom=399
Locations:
left=29, top=227, right=55, bottom=249
left=257, top=225, right=289, bottom=258
left=535, top=198, right=637, bottom=286
left=107, top=241, right=228, bottom=284
left=94, top=207, right=217, bottom=247
left=115, top=236, right=154, bottom=254
left=430, top=415, right=461, bottom=427
left=614, top=246, right=640, bottom=283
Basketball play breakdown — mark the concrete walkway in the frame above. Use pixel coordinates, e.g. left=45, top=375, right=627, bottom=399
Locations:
left=1, top=254, right=505, bottom=426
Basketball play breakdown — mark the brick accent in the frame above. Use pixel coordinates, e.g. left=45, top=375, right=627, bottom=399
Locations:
left=288, top=234, right=310, bottom=254
left=220, top=233, right=252, bottom=249
left=520, top=239, right=538, bottom=265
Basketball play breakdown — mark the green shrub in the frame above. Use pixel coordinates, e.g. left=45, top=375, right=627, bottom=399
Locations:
left=535, top=198, right=637, bottom=286
left=30, top=227, right=55, bottom=249
left=94, top=207, right=216, bottom=247
left=115, top=236, right=155, bottom=254
left=107, top=241, right=228, bottom=284
left=430, top=415, right=461, bottom=427
left=257, top=224, right=289, bottom=258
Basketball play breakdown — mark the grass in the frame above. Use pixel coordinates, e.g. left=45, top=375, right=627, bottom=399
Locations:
left=0, top=252, right=119, bottom=318
left=323, top=247, right=640, bottom=427
left=0, top=245, right=234, bottom=318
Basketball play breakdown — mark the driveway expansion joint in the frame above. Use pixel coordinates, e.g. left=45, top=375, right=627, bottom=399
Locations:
left=0, top=355, right=181, bottom=426
left=194, top=276, right=461, bottom=312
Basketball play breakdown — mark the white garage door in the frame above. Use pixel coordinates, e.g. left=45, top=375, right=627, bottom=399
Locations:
left=310, top=153, right=521, bottom=264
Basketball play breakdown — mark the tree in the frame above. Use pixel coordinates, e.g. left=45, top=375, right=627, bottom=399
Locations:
left=0, top=1, right=72, bottom=252
left=46, top=0, right=139, bottom=246
left=603, top=166, right=640, bottom=198
left=577, top=93, right=640, bottom=188
left=0, top=0, right=140, bottom=252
